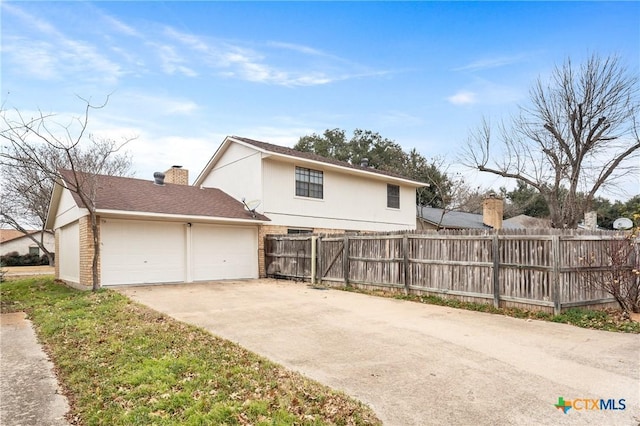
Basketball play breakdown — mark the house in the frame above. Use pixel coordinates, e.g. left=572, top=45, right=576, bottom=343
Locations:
left=0, top=229, right=54, bottom=257
left=417, top=194, right=507, bottom=230
left=45, top=168, right=269, bottom=289
left=417, top=194, right=553, bottom=230
left=194, top=136, right=425, bottom=234
left=46, top=136, right=426, bottom=288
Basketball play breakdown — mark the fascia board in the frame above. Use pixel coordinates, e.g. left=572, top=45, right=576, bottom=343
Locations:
left=95, top=209, right=269, bottom=225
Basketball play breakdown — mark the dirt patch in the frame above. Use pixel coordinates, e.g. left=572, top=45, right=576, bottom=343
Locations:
left=2, top=266, right=55, bottom=280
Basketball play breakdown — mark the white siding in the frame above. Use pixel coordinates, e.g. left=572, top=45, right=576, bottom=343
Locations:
left=53, top=188, right=83, bottom=229
left=0, top=232, right=55, bottom=256
left=200, top=143, right=263, bottom=209
left=262, top=159, right=416, bottom=231
left=191, top=224, right=258, bottom=280
left=58, top=223, right=80, bottom=283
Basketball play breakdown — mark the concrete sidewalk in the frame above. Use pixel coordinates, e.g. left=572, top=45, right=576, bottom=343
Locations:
left=119, top=279, right=640, bottom=426
left=0, top=312, right=70, bottom=426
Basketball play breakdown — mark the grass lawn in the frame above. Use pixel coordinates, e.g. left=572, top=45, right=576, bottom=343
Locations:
left=0, top=277, right=381, bottom=426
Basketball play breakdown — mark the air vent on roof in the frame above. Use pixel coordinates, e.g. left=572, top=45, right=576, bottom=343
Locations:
left=153, top=172, right=165, bottom=186
left=360, top=158, right=369, bottom=167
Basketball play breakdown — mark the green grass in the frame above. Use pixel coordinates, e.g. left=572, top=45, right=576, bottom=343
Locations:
left=1, top=278, right=381, bottom=426
left=343, top=287, right=640, bottom=333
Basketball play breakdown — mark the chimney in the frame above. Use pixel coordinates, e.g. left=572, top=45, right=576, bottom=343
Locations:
left=584, top=211, right=598, bottom=230
left=153, top=172, right=165, bottom=186
left=164, top=165, right=189, bottom=185
left=482, top=192, right=503, bottom=230
left=360, top=158, right=369, bottom=167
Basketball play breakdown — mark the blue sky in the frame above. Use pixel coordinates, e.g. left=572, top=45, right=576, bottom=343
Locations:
left=2, top=1, right=639, bottom=199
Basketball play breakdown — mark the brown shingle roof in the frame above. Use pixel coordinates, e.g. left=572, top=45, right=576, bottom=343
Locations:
left=0, top=230, right=38, bottom=244
left=231, top=136, right=424, bottom=183
left=60, top=170, right=268, bottom=222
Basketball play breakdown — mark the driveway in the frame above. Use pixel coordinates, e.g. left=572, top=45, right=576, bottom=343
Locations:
left=118, top=280, right=639, bottom=426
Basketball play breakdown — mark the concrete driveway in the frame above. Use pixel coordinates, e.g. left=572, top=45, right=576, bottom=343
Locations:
left=118, top=280, right=639, bottom=426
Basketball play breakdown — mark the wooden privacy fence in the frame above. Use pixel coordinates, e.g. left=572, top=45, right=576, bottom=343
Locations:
left=264, top=229, right=635, bottom=314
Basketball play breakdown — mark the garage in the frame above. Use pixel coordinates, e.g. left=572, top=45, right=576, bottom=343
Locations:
left=46, top=170, right=269, bottom=289
left=100, top=219, right=186, bottom=286
left=100, top=219, right=259, bottom=286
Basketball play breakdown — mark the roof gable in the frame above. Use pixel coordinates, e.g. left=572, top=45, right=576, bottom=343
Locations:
left=194, top=136, right=427, bottom=187
left=0, top=230, right=50, bottom=244
left=57, top=170, right=268, bottom=222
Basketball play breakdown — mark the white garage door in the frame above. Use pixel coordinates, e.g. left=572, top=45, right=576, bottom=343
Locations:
left=101, top=219, right=186, bottom=286
left=192, top=224, right=258, bottom=281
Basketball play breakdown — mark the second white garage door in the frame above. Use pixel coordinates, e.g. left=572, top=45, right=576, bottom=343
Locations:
left=191, top=224, right=258, bottom=281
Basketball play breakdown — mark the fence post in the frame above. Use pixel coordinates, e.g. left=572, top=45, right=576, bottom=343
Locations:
left=316, top=235, right=322, bottom=284
left=403, top=234, right=410, bottom=295
left=552, top=235, right=561, bottom=315
left=343, top=234, right=350, bottom=287
left=310, top=235, right=317, bottom=285
left=492, top=234, right=500, bottom=308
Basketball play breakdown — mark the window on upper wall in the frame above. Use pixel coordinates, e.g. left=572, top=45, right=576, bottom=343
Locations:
left=29, top=246, right=40, bottom=256
left=387, top=184, right=400, bottom=208
left=295, top=166, right=323, bottom=199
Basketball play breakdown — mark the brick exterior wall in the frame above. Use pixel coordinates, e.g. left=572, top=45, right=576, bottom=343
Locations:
left=258, top=225, right=346, bottom=277
left=78, top=215, right=100, bottom=289
left=164, top=167, right=189, bottom=185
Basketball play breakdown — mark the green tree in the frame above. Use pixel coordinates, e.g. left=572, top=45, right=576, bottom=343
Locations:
left=504, top=181, right=550, bottom=218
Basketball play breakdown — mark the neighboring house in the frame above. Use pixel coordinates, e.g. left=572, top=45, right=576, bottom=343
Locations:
left=417, top=195, right=551, bottom=230
left=0, top=229, right=54, bottom=257
left=194, top=136, right=426, bottom=235
left=45, top=168, right=268, bottom=289
left=46, top=136, right=426, bottom=288
left=503, top=214, right=551, bottom=229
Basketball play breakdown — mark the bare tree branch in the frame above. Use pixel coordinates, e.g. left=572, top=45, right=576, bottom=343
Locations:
left=462, top=54, right=639, bottom=228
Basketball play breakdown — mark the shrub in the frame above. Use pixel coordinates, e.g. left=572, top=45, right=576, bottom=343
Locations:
left=0, top=251, right=45, bottom=267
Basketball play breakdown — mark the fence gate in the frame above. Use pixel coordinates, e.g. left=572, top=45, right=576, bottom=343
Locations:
left=317, top=236, right=346, bottom=283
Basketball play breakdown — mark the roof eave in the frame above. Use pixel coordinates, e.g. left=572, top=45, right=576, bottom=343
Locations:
left=95, top=208, right=269, bottom=225
left=44, top=178, right=66, bottom=230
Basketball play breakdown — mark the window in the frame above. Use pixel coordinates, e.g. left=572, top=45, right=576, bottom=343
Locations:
left=387, top=184, right=400, bottom=209
left=29, top=246, right=40, bottom=256
left=287, top=228, right=313, bottom=235
left=295, top=166, right=323, bottom=199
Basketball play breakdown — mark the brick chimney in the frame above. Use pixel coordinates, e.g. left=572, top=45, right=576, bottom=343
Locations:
left=164, top=166, right=188, bottom=185
left=483, top=192, right=503, bottom=230
left=584, top=211, right=597, bottom=230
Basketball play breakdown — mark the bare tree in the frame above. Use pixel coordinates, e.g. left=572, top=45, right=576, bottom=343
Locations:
left=1, top=97, right=134, bottom=290
left=464, top=54, right=639, bottom=228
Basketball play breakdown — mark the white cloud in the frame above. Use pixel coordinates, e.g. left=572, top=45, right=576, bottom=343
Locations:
left=2, top=4, right=123, bottom=84
left=266, top=41, right=328, bottom=57
left=447, top=91, right=477, bottom=105
left=378, top=111, right=424, bottom=127
left=454, top=53, right=534, bottom=72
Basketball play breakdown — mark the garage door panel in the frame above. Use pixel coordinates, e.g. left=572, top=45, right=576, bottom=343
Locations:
left=192, top=224, right=257, bottom=281
left=101, top=220, right=185, bottom=286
